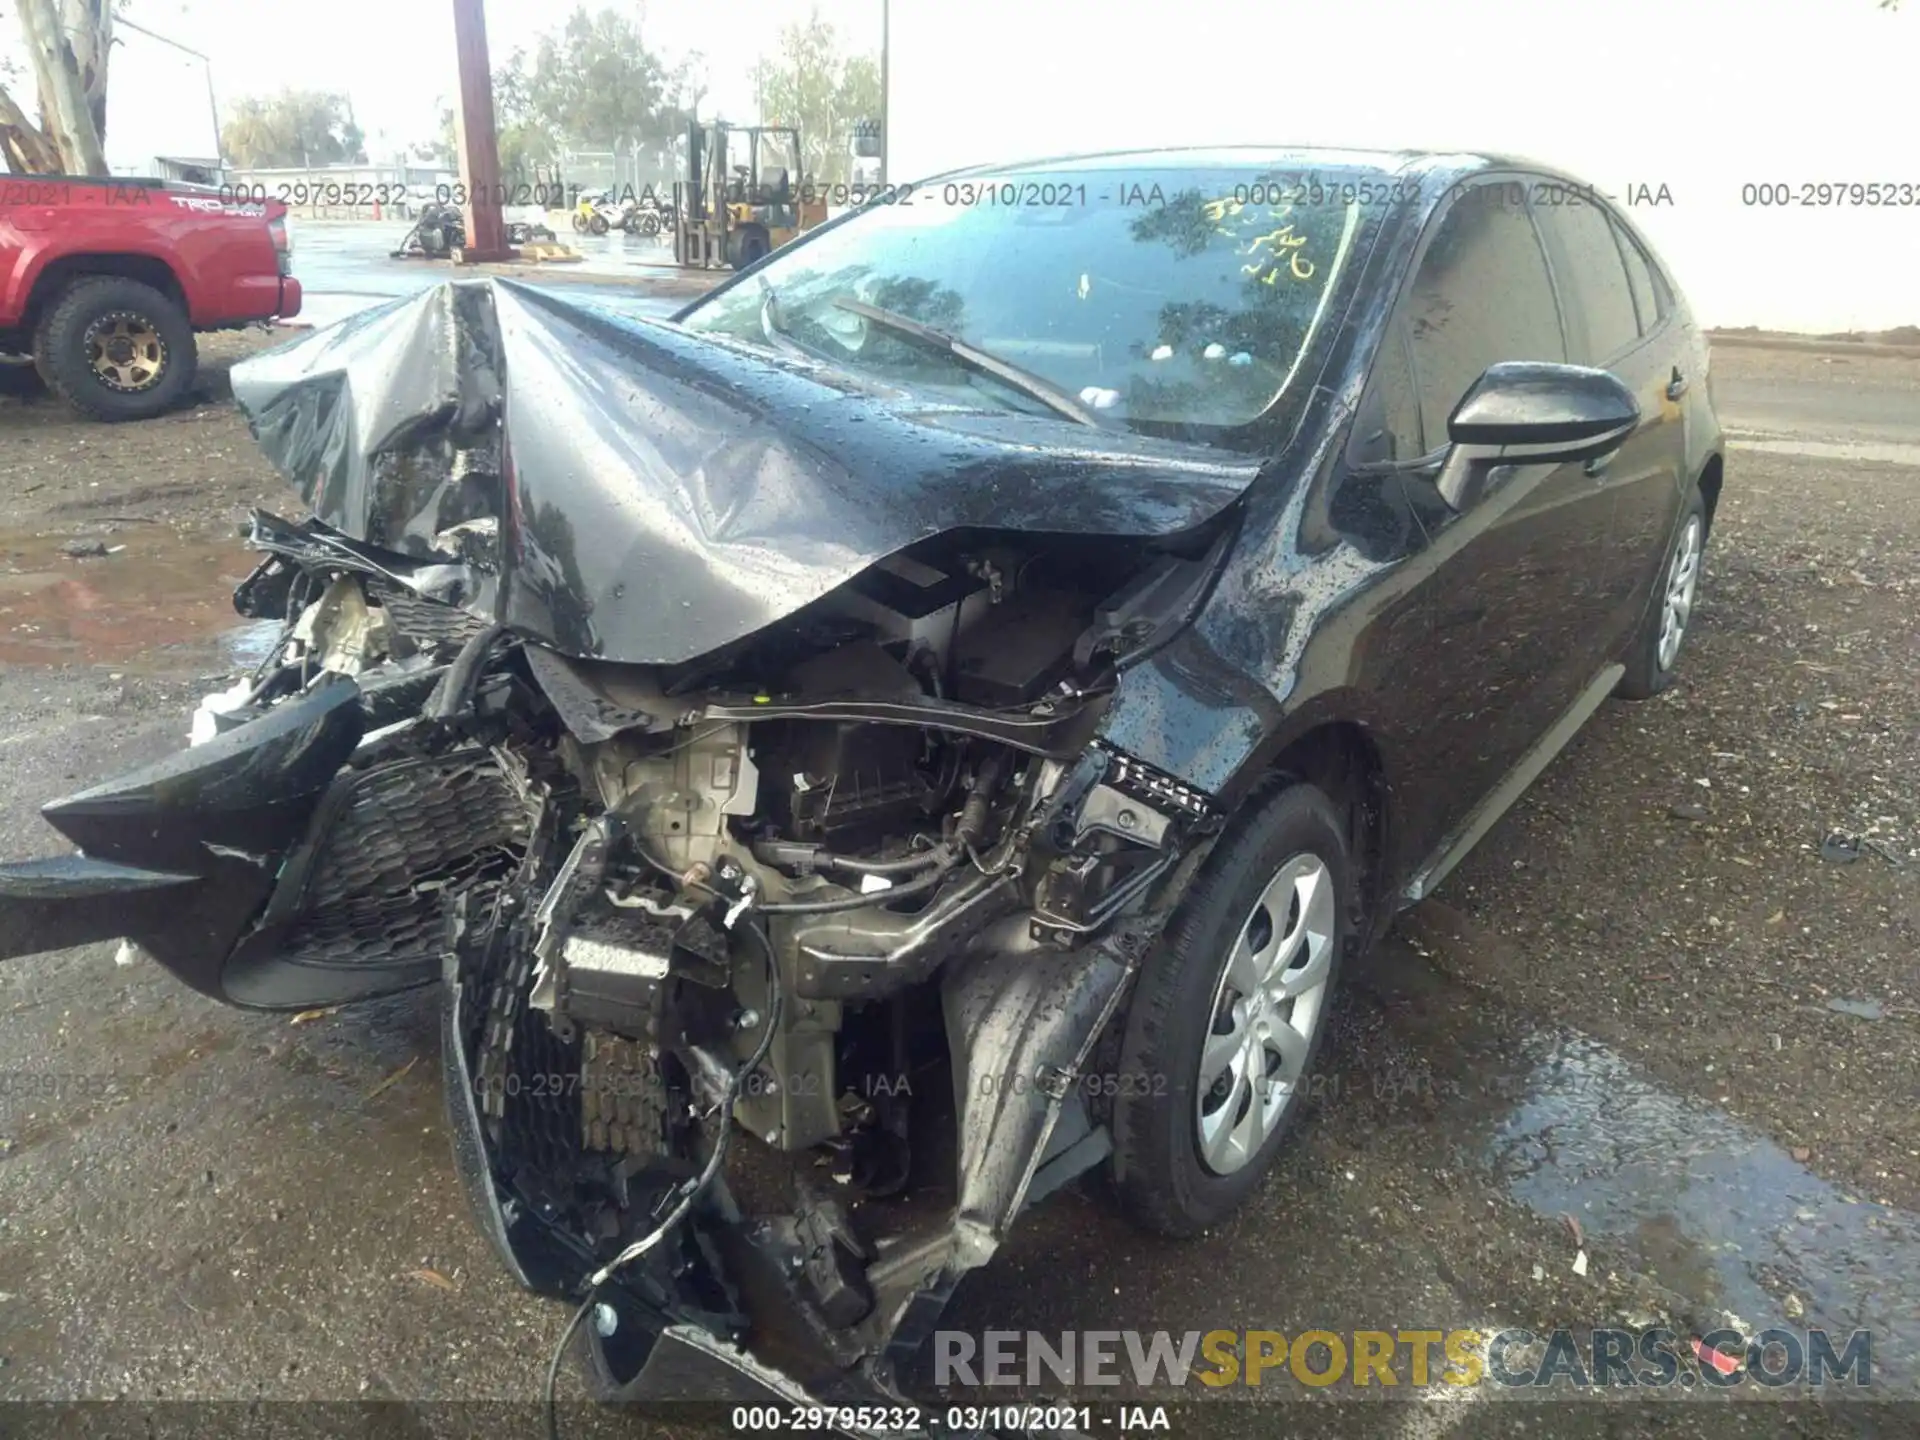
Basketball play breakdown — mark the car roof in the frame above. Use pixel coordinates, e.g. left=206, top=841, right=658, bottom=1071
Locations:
left=929, top=146, right=1586, bottom=193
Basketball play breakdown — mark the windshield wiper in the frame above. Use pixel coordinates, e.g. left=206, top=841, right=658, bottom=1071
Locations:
left=833, top=298, right=1100, bottom=427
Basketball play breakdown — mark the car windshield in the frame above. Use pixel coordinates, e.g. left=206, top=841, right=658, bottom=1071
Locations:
left=677, top=165, right=1375, bottom=430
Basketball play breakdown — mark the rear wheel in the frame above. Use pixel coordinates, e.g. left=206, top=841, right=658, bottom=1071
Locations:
left=589, top=213, right=610, bottom=235
left=1616, top=484, right=1707, bottom=699
left=1108, top=781, right=1355, bottom=1237
left=34, top=276, right=197, bottom=422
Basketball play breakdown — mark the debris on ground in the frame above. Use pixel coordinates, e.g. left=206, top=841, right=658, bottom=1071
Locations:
left=363, top=1056, right=419, bottom=1100
left=1825, top=996, right=1886, bottom=1020
left=60, top=539, right=108, bottom=559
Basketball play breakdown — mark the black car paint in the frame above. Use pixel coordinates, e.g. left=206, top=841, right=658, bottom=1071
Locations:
left=2, top=678, right=368, bottom=998
left=1054, top=153, right=1722, bottom=899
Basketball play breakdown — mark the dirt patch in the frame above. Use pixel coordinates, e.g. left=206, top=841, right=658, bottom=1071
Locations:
left=0, top=329, right=301, bottom=675
left=0, top=329, right=294, bottom=530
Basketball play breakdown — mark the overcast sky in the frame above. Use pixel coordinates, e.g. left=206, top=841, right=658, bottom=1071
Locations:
left=6, top=0, right=1916, bottom=330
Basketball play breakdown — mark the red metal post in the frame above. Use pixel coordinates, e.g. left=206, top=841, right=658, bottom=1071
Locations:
left=450, top=0, right=512, bottom=262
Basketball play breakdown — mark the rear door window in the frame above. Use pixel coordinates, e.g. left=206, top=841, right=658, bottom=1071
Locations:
left=1612, top=219, right=1665, bottom=335
left=1536, top=196, right=1642, bottom=363
left=1402, top=183, right=1567, bottom=447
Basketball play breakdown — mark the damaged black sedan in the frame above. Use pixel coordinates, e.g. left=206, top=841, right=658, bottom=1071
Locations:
left=0, top=147, right=1723, bottom=1428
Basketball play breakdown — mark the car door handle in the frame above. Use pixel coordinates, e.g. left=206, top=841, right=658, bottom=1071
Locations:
left=1666, top=367, right=1689, bottom=402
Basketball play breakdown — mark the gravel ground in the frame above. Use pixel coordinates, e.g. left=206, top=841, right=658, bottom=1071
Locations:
left=0, top=330, right=1915, bottom=1440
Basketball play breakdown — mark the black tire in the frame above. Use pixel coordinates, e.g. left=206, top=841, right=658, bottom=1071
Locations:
left=732, top=229, right=770, bottom=269
left=1108, top=781, right=1357, bottom=1237
left=34, top=276, right=197, bottom=422
left=588, top=214, right=610, bottom=236
left=1616, top=484, right=1707, bottom=700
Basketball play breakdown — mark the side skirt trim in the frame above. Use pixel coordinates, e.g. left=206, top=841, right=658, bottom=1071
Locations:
left=1401, top=662, right=1625, bottom=905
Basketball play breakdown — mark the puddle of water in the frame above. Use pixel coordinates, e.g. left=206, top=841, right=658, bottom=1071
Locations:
left=1489, top=1029, right=1920, bottom=1389
left=0, top=526, right=260, bottom=668
left=224, top=617, right=287, bottom=670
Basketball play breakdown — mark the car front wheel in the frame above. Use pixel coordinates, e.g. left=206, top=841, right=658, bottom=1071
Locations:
left=34, top=276, right=198, bottom=422
left=1108, top=780, right=1354, bottom=1237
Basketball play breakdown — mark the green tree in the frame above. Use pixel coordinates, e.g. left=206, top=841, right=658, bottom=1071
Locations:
left=221, top=89, right=366, bottom=169
left=430, top=49, right=556, bottom=187
left=524, top=6, right=688, bottom=153
left=749, top=8, right=882, bottom=184
left=422, top=9, right=692, bottom=183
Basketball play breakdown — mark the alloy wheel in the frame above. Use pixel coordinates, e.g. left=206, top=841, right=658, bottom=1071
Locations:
left=1194, top=851, right=1337, bottom=1176
left=86, top=313, right=166, bottom=392
left=1657, top=516, right=1703, bottom=671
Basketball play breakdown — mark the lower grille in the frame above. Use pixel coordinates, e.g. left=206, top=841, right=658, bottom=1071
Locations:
left=306, top=756, right=528, bottom=908
left=378, top=589, right=493, bottom=656
left=279, top=755, right=530, bottom=969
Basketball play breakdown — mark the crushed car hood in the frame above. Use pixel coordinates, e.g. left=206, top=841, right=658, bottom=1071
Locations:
left=230, top=279, right=1263, bottom=664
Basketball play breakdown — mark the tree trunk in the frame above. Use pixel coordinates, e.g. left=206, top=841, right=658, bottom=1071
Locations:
left=0, top=82, right=63, bottom=174
left=62, top=0, right=114, bottom=148
left=14, top=0, right=109, bottom=174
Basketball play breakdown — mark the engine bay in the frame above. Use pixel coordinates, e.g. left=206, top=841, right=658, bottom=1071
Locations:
left=202, top=513, right=1229, bottom=1409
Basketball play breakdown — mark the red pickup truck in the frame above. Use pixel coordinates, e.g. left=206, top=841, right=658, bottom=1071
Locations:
left=1, top=176, right=302, bottom=421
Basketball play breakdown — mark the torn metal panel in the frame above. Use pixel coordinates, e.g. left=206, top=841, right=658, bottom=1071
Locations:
left=230, top=279, right=1260, bottom=666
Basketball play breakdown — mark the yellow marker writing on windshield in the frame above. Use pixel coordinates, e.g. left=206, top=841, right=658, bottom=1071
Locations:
left=1243, top=225, right=1307, bottom=256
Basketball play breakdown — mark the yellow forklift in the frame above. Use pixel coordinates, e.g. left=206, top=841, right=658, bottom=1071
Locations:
left=672, top=119, right=828, bottom=270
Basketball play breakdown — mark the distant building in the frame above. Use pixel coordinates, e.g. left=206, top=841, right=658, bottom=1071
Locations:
left=154, top=157, right=225, bottom=187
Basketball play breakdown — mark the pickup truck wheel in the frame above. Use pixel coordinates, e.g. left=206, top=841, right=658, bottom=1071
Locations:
left=1107, top=781, right=1355, bottom=1238
left=34, top=276, right=198, bottom=422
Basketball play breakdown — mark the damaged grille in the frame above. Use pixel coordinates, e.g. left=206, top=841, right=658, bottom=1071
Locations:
left=501, top=979, right=586, bottom=1179
left=279, top=756, right=531, bottom=968
left=376, top=589, right=493, bottom=656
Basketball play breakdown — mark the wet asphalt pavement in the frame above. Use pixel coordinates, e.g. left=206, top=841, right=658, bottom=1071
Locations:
left=0, top=240, right=1916, bottom=1440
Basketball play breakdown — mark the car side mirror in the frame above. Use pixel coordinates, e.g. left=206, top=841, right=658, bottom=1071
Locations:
left=1432, top=362, right=1639, bottom=510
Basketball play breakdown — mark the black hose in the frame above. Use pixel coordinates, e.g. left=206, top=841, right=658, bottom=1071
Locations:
left=428, top=623, right=506, bottom=720
left=822, top=848, right=947, bottom=877
left=754, top=852, right=960, bottom=914
left=955, top=749, right=1010, bottom=848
